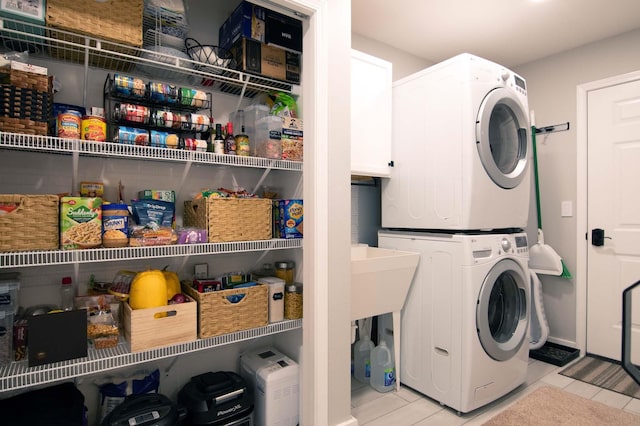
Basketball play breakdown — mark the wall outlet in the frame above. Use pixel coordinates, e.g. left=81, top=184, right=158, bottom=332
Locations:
left=194, top=263, right=208, bottom=279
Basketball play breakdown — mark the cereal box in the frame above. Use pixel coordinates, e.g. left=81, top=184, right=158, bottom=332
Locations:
left=277, top=199, right=303, bottom=239
left=281, top=117, right=303, bottom=161
left=60, top=197, right=103, bottom=249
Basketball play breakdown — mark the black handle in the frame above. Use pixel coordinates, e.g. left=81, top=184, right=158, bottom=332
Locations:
left=591, top=228, right=612, bottom=246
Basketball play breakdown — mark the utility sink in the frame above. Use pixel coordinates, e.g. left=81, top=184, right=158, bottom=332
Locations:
left=351, top=244, right=419, bottom=321
left=351, top=244, right=419, bottom=392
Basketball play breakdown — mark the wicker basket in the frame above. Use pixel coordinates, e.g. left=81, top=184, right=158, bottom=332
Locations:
left=46, top=0, right=143, bottom=70
left=46, top=0, right=144, bottom=47
left=0, top=67, right=52, bottom=135
left=0, top=195, right=59, bottom=252
left=183, top=198, right=272, bottom=242
left=0, top=68, right=49, bottom=92
left=183, top=283, right=268, bottom=339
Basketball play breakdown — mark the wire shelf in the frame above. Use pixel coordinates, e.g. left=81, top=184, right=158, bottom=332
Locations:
left=0, top=17, right=296, bottom=96
left=0, top=319, right=302, bottom=392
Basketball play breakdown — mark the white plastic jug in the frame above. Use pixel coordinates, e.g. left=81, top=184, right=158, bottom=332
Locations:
left=353, top=333, right=374, bottom=383
left=370, top=340, right=395, bottom=392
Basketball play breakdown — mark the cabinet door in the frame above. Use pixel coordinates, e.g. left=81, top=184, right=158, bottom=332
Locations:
left=350, top=49, right=393, bottom=177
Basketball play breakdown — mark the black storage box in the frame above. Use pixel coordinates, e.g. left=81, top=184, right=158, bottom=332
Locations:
left=178, top=371, right=254, bottom=425
left=229, top=37, right=300, bottom=84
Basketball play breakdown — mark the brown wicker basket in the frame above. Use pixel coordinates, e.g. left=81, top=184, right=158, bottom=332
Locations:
left=183, top=283, right=268, bottom=339
left=0, top=68, right=49, bottom=92
left=183, top=198, right=272, bottom=242
left=46, top=0, right=144, bottom=47
left=0, top=195, right=59, bottom=252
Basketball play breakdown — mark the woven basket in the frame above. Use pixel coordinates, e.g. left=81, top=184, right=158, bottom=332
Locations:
left=183, top=283, right=268, bottom=339
left=0, top=68, right=49, bottom=92
left=183, top=198, right=272, bottom=242
left=46, top=0, right=144, bottom=47
left=0, top=195, right=59, bottom=252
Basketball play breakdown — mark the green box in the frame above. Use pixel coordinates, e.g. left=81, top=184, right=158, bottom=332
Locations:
left=0, top=0, right=46, bottom=52
left=138, top=190, right=176, bottom=203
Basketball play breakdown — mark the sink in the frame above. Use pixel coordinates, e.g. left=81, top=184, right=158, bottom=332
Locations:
left=351, top=244, right=419, bottom=321
left=351, top=244, right=419, bottom=392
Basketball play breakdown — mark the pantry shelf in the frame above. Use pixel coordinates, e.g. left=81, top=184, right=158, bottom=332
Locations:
left=0, top=132, right=303, bottom=171
left=0, top=239, right=302, bottom=268
left=0, top=17, right=297, bottom=97
left=0, top=318, right=302, bottom=392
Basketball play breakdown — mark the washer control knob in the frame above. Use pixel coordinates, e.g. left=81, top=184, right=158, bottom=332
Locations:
left=501, top=71, right=510, bottom=81
left=501, top=238, right=511, bottom=252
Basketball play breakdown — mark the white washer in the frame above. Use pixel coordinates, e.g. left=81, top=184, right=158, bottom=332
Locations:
left=378, top=230, right=530, bottom=414
left=382, top=53, right=531, bottom=231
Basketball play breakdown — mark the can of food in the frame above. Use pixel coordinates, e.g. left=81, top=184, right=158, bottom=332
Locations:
left=117, top=103, right=149, bottom=124
left=81, top=116, right=107, bottom=141
left=57, top=110, right=82, bottom=139
left=102, top=203, right=129, bottom=248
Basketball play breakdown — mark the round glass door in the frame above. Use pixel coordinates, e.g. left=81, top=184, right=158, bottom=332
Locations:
left=476, top=258, right=529, bottom=361
left=476, top=88, right=529, bottom=189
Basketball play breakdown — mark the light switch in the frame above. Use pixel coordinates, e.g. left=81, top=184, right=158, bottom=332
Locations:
left=561, top=201, right=573, bottom=217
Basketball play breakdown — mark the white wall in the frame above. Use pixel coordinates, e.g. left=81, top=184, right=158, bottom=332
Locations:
left=351, top=27, right=640, bottom=347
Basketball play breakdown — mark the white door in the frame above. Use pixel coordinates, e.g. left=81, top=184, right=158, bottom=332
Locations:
left=587, top=77, right=640, bottom=362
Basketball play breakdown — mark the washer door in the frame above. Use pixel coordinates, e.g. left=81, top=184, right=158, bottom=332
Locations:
left=476, top=88, right=529, bottom=189
left=476, top=258, right=529, bottom=361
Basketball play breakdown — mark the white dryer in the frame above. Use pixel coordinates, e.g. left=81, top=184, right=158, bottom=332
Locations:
left=378, top=230, right=530, bottom=414
left=382, top=53, right=531, bottom=231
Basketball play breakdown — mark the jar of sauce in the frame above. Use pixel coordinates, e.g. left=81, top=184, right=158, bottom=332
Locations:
left=275, top=261, right=295, bottom=285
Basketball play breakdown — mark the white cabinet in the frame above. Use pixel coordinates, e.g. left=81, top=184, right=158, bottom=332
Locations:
left=350, top=49, right=393, bottom=177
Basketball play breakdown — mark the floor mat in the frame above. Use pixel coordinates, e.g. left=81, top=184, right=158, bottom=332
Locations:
left=560, top=355, right=640, bottom=399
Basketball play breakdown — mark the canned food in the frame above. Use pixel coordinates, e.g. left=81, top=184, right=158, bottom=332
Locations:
left=152, top=110, right=175, bottom=128
left=57, top=110, right=82, bottom=139
left=148, top=82, right=178, bottom=104
left=188, top=113, right=211, bottom=132
left=180, top=88, right=208, bottom=108
left=115, top=127, right=149, bottom=145
left=116, top=103, right=150, bottom=124
left=81, top=116, right=107, bottom=141
left=113, top=74, right=145, bottom=97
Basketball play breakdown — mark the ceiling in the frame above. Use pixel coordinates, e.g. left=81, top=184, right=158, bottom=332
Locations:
left=351, top=0, right=640, bottom=68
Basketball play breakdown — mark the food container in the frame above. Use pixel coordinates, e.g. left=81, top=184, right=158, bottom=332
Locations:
left=60, top=197, right=103, bottom=250
left=256, top=277, right=285, bottom=323
left=102, top=203, right=129, bottom=248
left=81, top=116, right=107, bottom=141
left=284, top=282, right=303, bottom=320
left=0, top=272, right=20, bottom=314
left=275, top=261, right=295, bottom=285
left=0, top=309, right=13, bottom=365
left=255, top=115, right=282, bottom=159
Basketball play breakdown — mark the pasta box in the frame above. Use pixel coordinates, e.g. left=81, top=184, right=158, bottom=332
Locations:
left=60, top=197, right=102, bottom=250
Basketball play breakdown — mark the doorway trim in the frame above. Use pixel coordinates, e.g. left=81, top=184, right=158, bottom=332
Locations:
left=576, top=69, right=640, bottom=355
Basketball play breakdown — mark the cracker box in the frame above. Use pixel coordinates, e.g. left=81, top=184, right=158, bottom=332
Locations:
left=137, top=190, right=176, bottom=203
left=276, top=199, right=303, bottom=239
left=281, top=117, right=303, bottom=161
left=60, top=197, right=103, bottom=249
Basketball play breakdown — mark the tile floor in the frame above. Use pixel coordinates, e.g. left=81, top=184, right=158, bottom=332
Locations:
left=351, top=357, right=640, bottom=425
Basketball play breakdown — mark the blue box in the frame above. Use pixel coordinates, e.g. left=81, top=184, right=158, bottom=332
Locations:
left=218, top=1, right=302, bottom=53
left=0, top=0, right=46, bottom=52
left=276, top=199, right=303, bottom=239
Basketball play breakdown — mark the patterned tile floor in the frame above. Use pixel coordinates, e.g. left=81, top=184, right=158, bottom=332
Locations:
left=351, top=358, right=640, bottom=425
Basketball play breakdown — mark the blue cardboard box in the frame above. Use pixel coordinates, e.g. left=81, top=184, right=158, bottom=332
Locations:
left=219, top=1, right=302, bottom=53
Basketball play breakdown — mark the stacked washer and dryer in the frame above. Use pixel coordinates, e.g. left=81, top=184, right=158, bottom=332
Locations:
left=378, top=53, right=531, bottom=414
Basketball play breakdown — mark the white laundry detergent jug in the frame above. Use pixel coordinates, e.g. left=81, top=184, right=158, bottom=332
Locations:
left=354, top=332, right=374, bottom=383
left=370, top=340, right=395, bottom=392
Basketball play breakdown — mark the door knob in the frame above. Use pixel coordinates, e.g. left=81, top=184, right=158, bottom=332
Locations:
left=591, top=228, right=612, bottom=246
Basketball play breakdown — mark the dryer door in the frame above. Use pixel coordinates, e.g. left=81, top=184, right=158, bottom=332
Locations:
left=476, top=88, right=529, bottom=189
left=476, top=258, right=529, bottom=361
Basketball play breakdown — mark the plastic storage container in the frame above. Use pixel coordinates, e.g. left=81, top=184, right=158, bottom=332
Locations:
left=255, top=115, right=282, bottom=159
left=284, top=282, right=303, bottom=320
left=0, top=272, right=20, bottom=314
left=353, top=332, right=374, bottom=383
left=370, top=340, right=395, bottom=392
left=275, top=260, right=295, bottom=285
left=257, top=276, right=285, bottom=323
left=244, top=103, right=270, bottom=155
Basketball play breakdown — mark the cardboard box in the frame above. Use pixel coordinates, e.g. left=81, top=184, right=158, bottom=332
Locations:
left=60, top=197, right=103, bottom=250
left=138, top=189, right=176, bottom=203
left=276, top=199, right=303, bottom=239
left=218, top=1, right=302, bottom=53
left=0, top=0, right=46, bottom=52
left=281, top=117, right=303, bottom=161
left=229, top=37, right=300, bottom=84
left=123, top=297, right=197, bottom=352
